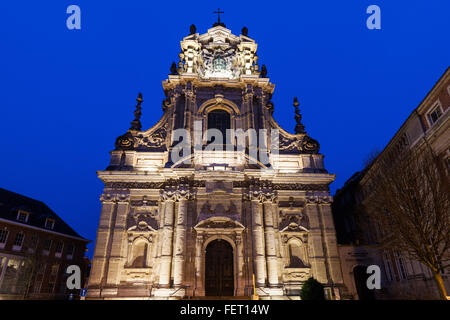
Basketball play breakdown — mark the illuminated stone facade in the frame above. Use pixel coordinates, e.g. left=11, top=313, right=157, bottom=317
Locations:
left=87, top=25, right=344, bottom=299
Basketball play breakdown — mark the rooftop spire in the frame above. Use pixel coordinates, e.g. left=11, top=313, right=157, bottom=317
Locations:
left=213, top=8, right=226, bottom=27
left=130, top=92, right=143, bottom=131
left=293, top=97, right=306, bottom=134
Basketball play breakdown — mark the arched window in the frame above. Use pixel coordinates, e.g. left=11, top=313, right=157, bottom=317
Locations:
left=288, top=241, right=307, bottom=268
left=131, top=241, right=147, bottom=268
left=207, top=109, right=230, bottom=144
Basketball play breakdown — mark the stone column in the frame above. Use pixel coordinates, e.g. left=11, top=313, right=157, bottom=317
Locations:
left=251, top=199, right=266, bottom=287
left=263, top=201, right=279, bottom=287
left=158, top=190, right=176, bottom=288
left=87, top=194, right=116, bottom=294
left=106, top=195, right=129, bottom=287
left=305, top=197, right=328, bottom=284
left=173, top=190, right=191, bottom=288
left=236, top=233, right=244, bottom=296
left=194, top=234, right=204, bottom=296
left=319, top=198, right=344, bottom=285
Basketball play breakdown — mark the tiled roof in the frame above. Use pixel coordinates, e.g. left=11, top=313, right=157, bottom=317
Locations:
left=0, top=187, right=87, bottom=240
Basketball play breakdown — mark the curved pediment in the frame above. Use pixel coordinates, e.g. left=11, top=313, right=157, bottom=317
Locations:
left=269, top=115, right=320, bottom=154
left=280, top=222, right=309, bottom=233
left=128, top=221, right=157, bottom=233
left=115, top=112, right=170, bottom=152
left=194, top=217, right=244, bottom=231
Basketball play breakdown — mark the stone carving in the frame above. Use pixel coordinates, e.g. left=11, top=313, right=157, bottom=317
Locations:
left=198, top=47, right=240, bottom=79
left=158, top=178, right=196, bottom=202
left=283, top=269, right=311, bottom=282
left=190, top=24, right=196, bottom=35
left=293, top=97, right=305, bottom=134
left=135, top=122, right=169, bottom=150
left=170, top=62, right=178, bottom=75
left=200, top=201, right=213, bottom=215
left=244, top=189, right=277, bottom=203
left=194, top=217, right=244, bottom=231
left=105, top=179, right=328, bottom=191
left=128, top=213, right=158, bottom=231
left=278, top=197, right=305, bottom=208
left=279, top=134, right=320, bottom=154
left=260, top=64, right=267, bottom=78
left=115, top=132, right=135, bottom=150
left=279, top=214, right=309, bottom=232
left=234, top=178, right=329, bottom=192
left=266, top=101, right=274, bottom=115
left=159, top=188, right=178, bottom=202
left=305, top=195, right=333, bottom=204
left=100, top=193, right=130, bottom=202
left=130, top=93, right=143, bottom=131
left=115, top=121, right=169, bottom=151
left=200, top=201, right=237, bottom=216
left=105, top=181, right=165, bottom=189
left=162, top=98, right=171, bottom=112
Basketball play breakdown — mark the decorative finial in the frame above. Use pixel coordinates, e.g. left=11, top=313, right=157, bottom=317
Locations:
left=170, top=61, right=178, bottom=75
left=293, top=97, right=306, bottom=134
left=213, top=8, right=226, bottom=27
left=260, top=64, right=267, bottom=78
left=190, top=24, right=196, bottom=35
left=241, top=26, right=248, bottom=36
left=130, top=93, right=143, bottom=131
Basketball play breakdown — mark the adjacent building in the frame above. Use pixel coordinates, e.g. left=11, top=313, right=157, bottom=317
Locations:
left=0, top=188, right=90, bottom=299
left=332, top=67, right=450, bottom=299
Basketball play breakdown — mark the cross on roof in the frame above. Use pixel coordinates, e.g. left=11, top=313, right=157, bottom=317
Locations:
left=213, top=8, right=224, bottom=24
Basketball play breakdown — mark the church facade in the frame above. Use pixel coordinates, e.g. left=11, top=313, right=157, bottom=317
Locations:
left=87, top=23, right=344, bottom=299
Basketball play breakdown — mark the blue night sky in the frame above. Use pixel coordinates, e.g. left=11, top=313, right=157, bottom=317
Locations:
left=1, top=1, right=449, bottom=257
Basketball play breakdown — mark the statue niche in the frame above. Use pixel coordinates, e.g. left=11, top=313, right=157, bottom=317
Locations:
left=131, top=240, right=148, bottom=268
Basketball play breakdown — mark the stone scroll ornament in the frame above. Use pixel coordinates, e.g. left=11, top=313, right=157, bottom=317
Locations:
left=159, top=181, right=196, bottom=202
left=243, top=179, right=278, bottom=203
left=115, top=120, right=169, bottom=151
left=277, top=97, right=320, bottom=154
left=278, top=135, right=320, bottom=154
left=114, top=93, right=169, bottom=151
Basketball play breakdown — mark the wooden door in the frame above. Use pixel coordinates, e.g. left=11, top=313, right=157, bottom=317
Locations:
left=205, top=240, right=234, bottom=296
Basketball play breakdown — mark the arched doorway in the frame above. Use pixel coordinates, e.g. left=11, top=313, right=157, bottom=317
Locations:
left=353, top=265, right=375, bottom=300
left=205, top=239, right=234, bottom=296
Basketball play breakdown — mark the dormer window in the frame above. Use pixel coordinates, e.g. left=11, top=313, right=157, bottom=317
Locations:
left=17, top=210, right=29, bottom=223
left=45, top=218, right=55, bottom=229
left=427, top=102, right=443, bottom=127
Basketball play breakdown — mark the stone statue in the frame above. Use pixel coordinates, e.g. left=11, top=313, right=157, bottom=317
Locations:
left=190, top=24, right=196, bottom=35
left=293, top=97, right=306, bottom=134
left=260, top=64, right=267, bottom=78
left=130, top=93, right=143, bottom=131
left=170, top=62, right=178, bottom=75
